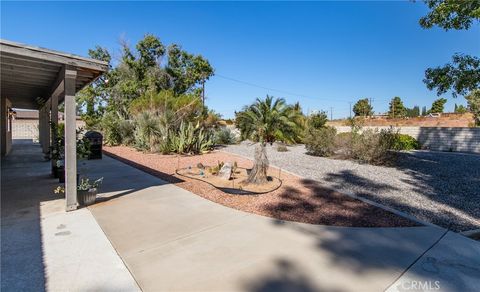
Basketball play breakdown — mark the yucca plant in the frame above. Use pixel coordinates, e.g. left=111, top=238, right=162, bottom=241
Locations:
left=133, top=111, right=160, bottom=152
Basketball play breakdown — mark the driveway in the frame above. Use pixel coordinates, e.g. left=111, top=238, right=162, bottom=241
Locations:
left=86, top=155, right=480, bottom=292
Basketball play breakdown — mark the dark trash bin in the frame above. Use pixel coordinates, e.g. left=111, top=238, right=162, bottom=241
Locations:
left=84, top=131, right=103, bottom=159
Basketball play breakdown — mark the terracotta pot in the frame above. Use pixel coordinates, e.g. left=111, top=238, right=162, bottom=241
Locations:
left=77, top=189, right=97, bottom=206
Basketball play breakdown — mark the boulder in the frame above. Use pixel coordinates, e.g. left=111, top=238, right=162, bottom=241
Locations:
left=218, top=162, right=232, bottom=180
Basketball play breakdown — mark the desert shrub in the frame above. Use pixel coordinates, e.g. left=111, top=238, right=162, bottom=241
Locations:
left=304, top=126, right=337, bottom=157
left=117, top=119, right=135, bottom=146
left=276, top=143, right=288, bottom=152
left=350, top=128, right=397, bottom=165
left=101, top=112, right=123, bottom=146
left=392, top=134, right=420, bottom=150
left=214, top=127, right=237, bottom=145
left=334, top=132, right=354, bottom=158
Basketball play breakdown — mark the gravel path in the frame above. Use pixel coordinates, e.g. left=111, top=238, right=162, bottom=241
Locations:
left=222, top=143, right=480, bottom=232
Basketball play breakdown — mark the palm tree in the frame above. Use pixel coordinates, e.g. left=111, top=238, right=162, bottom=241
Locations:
left=236, top=96, right=303, bottom=184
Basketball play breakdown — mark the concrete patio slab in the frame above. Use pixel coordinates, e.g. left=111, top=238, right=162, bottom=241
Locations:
left=387, top=231, right=480, bottom=292
left=88, top=154, right=455, bottom=292
left=1, top=140, right=140, bottom=292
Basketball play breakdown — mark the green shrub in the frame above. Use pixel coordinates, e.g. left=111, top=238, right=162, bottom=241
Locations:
left=304, top=126, right=337, bottom=157
left=214, top=128, right=237, bottom=145
left=350, top=128, right=397, bottom=165
left=116, top=119, right=135, bottom=146
left=101, top=112, right=123, bottom=146
left=307, top=111, right=328, bottom=130
left=333, top=132, right=353, bottom=158
left=392, top=134, right=420, bottom=150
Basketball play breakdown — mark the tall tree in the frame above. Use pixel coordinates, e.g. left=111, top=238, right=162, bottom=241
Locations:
left=429, top=98, right=448, bottom=113
left=352, top=98, right=373, bottom=117
left=77, top=46, right=112, bottom=128
left=388, top=97, right=407, bottom=118
left=419, top=0, right=480, bottom=30
left=424, top=54, right=480, bottom=98
left=406, top=106, right=421, bottom=117
left=419, top=0, right=480, bottom=108
left=421, top=106, right=428, bottom=116
left=454, top=103, right=468, bottom=114
left=466, top=89, right=480, bottom=126
left=235, top=96, right=303, bottom=184
left=166, top=44, right=214, bottom=96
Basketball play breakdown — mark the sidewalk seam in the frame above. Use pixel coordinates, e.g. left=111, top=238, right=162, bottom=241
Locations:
left=384, top=229, right=450, bottom=291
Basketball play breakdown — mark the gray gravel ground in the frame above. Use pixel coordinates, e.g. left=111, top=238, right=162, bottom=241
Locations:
left=222, top=142, right=480, bottom=232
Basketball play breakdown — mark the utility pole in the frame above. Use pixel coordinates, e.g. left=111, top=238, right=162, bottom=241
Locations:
left=330, top=107, right=333, bottom=121
left=349, top=102, right=352, bottom=119
left=369, top=98, right=374, bottom=117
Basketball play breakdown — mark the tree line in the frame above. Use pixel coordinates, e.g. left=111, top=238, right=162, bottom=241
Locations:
left=351, top=96, right=467, bottom=118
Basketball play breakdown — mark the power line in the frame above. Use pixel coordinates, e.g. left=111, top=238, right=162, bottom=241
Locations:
left=215, top=73, right=350, bottom=103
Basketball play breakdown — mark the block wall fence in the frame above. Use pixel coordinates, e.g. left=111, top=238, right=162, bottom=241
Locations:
left=12, top=120, right=85, bottom=140
left=334, top=126, right=480, bottom=153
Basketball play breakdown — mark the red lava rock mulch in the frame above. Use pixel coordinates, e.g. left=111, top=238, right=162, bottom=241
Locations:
left=103, top=146, right=420, bottom=228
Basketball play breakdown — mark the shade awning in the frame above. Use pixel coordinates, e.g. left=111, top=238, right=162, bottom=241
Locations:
left=0, top=39, right=108, bottom=109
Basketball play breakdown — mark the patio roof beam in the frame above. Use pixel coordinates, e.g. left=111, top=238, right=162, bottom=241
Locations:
left=0, top=40, right=108, bottom=72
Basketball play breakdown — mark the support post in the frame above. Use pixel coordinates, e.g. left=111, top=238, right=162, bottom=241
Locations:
left=38, top=106, right=44, bottom=148
left=51, top=94, right=59, bottom=170
left=43, top=99, right=51, bottom=154
left=39, top=105, right=50, bottom=153
left=64, top=69, right=78, bottom=211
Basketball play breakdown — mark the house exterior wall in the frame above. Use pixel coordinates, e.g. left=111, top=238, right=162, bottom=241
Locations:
left=12, top=119, right=85, bottom=140
left=1, top=97, right=13, bottom=156
left=334, top=126, right=480, bottom=153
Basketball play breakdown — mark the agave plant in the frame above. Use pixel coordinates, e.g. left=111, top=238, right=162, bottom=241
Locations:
left=169, top=121, right=214, bottom=154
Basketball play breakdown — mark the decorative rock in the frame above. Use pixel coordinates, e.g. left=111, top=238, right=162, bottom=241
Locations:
left=218, top=162, right=232, bottom=180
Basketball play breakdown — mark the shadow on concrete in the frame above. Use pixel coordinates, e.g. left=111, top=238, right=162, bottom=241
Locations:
left=1, top=139, right=53, bottom=292
left=266, top=218, right=480, bottom=291
left=243, top=259, right=334, bottom=292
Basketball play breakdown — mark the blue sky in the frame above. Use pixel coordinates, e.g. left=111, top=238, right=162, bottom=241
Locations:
left=1, top=1, right=479, bottom=119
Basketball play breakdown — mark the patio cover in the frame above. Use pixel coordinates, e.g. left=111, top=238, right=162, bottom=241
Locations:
left=0, top=39, right=108, bottom=211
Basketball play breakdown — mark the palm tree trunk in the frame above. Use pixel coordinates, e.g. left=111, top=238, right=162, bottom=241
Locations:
left=247, top=142, right=269, bottom=184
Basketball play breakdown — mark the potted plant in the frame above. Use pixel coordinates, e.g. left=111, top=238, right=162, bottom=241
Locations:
left=77, top=177, right=103, bottom=206
left=53, top=177, right=103, bottom=207
left=57, top=159, right=65, bottom=183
